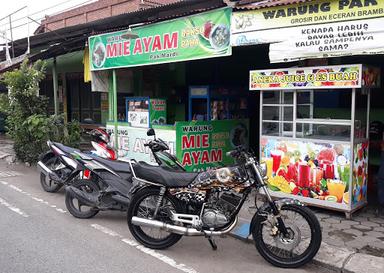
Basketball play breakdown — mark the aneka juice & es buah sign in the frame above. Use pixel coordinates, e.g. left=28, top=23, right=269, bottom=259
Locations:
left=89, top=8, right=231, bottom=70
left=250, top=65, right=362, bottom=90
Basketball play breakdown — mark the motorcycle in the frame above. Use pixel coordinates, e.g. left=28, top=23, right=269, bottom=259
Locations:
left=127, top=146, right=322, bottom=268
left=38, top=127, right=117, bottom=193
left=64, top=128, right=183, bottom=218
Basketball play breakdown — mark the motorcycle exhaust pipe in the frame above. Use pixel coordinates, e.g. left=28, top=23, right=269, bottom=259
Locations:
left=131, top=216, right=238, bottom=236
left=65, top=186, right=99, bottom=207
left=37, top=161, right=61, bottom=181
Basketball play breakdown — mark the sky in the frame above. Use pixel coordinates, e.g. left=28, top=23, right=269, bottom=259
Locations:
left=0, top=0, right=97, bottom=43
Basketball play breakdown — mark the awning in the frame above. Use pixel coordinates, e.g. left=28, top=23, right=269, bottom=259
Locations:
left=0, top=0, right=226, bottom=73
left=228, top=0, right=315, bottom=9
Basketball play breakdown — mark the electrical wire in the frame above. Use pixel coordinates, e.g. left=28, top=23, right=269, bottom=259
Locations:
left=0, top=0, right=97, bottom=28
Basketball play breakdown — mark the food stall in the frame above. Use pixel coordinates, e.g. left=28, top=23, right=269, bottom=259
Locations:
left=89, top=8, right=250, bottom=171
left=250, top=64, right=380, bottom=217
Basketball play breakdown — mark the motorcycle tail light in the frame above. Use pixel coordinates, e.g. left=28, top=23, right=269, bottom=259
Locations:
left=83, top=169, right=91, bottom=179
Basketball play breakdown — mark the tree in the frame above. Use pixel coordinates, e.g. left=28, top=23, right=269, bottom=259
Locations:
left=0, top=59, right=80, bottom=163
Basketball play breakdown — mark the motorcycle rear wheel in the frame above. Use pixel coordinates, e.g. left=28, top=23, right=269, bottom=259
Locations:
left=127, top=187, right=183, bottom=249
left=65, top=179, right=100, bottom=219
left=252, top=204, right=321, bottom=268
left=40, top=155, right=63, bottom=193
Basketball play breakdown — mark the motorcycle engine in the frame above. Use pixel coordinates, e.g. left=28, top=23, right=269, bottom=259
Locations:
left=201, top=192, right=242, bottom=228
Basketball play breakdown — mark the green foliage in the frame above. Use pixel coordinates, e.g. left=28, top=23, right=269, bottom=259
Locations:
left=1, top=59, right=81, bottom=163
left=0, top=93, right=9, bottom=114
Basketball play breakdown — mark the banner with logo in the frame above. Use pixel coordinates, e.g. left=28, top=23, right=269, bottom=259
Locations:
left=89, top=8, right=231, bottom=71
left=269, top=18, right=384, bottom=63
left=106, top=123, right=176, bottom=163
left=250, top=65, right=363, bottom=90
left=175, top=120, right=249, bottom=172
left=231, top=0, right=384, bottom=46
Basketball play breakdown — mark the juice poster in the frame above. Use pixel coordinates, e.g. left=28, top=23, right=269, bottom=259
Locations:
left=352, top=142, right=369, bottom=205
left=261, top=137, right=351, bottom=204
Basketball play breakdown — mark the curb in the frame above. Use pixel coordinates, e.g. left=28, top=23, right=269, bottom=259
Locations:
left=230, top=221, right=384, bottom=273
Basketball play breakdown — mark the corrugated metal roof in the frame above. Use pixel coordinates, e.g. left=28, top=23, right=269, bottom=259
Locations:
left=234, top=0, right=315, bottom=10
left=0, top=0, right=224, bottom=61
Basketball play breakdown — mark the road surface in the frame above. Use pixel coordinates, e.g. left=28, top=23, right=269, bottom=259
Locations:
left=0, top=161, right=332, bottom=273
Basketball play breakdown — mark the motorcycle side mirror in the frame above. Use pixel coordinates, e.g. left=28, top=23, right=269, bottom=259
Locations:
left=147, top=128, right=156, bottom=138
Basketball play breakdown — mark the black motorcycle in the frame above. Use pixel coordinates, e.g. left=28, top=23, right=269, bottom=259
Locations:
left=127, top=146, right=322, bottom=268
left=43, top=128, right=183, bottom=219
left=38, top=128, right=117, bottom=193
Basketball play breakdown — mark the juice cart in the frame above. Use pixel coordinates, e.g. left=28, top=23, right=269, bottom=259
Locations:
left=250, top=64, right=380, bottom=218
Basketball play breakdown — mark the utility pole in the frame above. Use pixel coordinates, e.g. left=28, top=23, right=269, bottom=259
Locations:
left=9, top=16, right=14, bottom=58
left=0, top=6, right=27, bottom=59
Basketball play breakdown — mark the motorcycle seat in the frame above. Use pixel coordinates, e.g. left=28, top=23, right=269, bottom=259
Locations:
left=90, top=155, right=131, bottom=173
left=133, top=161, right=197, bottom=187
left=53, top=142, right=80, bottom=154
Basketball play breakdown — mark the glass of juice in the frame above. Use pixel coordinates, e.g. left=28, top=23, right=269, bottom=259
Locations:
left=327, top=180, right=346, bottom=203
left=312, top=167, right=323, bottom=187
left=324, top=164, right=335, bottom=179
left=271, top=150, right=282, bottom=174
left=298, top=163, right=311, bottom=188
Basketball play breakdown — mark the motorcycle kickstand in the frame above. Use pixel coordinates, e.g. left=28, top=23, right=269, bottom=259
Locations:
left=207, top=237, right=217, bottom=251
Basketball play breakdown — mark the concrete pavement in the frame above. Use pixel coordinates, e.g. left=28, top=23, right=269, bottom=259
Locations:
left=0, top=160, right=331, bottom=273
left=231, top=200, right=384, bottom=273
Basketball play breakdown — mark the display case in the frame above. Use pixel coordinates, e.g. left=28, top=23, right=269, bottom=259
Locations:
left=250, top=64, right=380, bottom=217
left=125, top=97, right=167, bottom=128
left=188, top=86, right=249, bottom=121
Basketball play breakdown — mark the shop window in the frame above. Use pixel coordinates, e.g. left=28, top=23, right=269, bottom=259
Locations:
left=262, top=91, right=293, bottom=137
left=296, top=123, right=351, bottom=141
left=296, top=90, right=351, bottom=120
left=295, top=89, right=352, bottom=141
left=262, top=89, right=355, bottom=141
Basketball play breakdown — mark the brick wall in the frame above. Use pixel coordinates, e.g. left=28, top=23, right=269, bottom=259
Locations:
left=38, top=0, right=179, bottom=33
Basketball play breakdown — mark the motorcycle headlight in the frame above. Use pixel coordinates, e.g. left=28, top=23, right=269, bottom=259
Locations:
left=258, top=162, right=267, bottom=178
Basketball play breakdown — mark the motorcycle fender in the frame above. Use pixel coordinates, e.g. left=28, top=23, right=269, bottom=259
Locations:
left=39, top=151, right=55, bottom=162
left=249, top=198, right=304, bottom=236
left=129, top=177, right=148, bottom=195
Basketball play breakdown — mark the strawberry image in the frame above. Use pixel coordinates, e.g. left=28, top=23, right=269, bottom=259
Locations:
left=203, top=21, right=213, bottom=39
left=292, top=187, right=300, bottom=195
left=301, top=189, right=310, bottom=197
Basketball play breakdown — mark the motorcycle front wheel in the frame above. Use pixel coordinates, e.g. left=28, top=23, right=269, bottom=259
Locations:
left=127, top=187, right=183, bottom=249
left=40, top=154, right=63, bottom=193
left=252, top=204, right=321, bottom=268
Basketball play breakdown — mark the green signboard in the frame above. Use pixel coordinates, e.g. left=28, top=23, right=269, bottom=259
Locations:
left=150, top=99, right=167, bottom=125
left=176, top=119, right=249, bottom=172
left=89, top=8, right=231, bottom=71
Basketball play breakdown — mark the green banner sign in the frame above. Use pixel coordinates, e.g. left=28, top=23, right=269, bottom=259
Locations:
left=150, top=99, right=167, bottom=125
left=89, top=8, right=231, bottom=71
left=176, top=119, right=249, bottom=172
